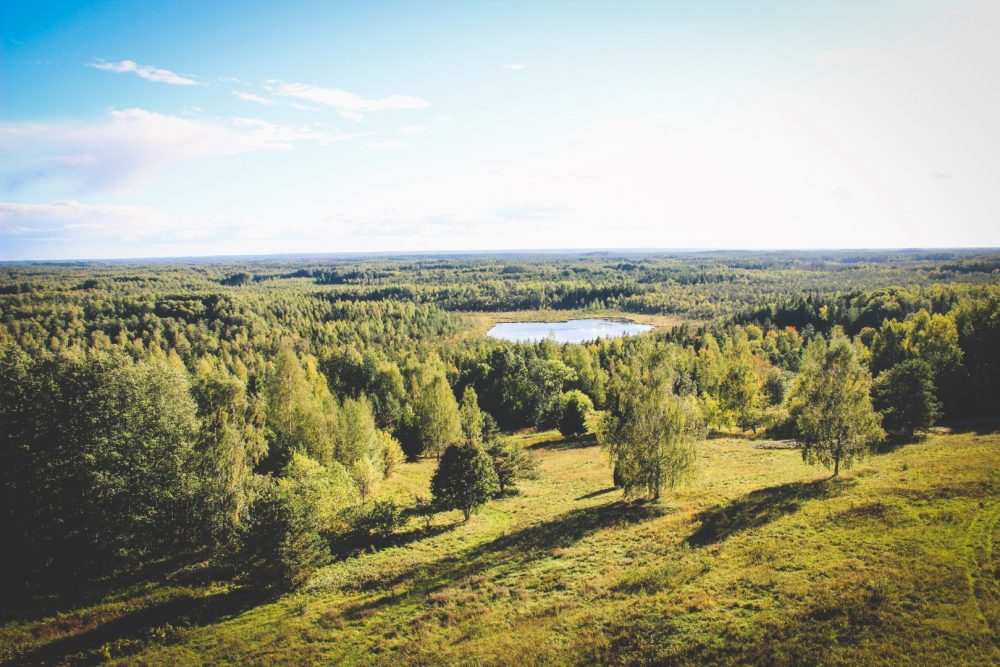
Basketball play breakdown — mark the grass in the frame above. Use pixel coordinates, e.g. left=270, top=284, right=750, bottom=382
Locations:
left=2, top=430, right=998, bottom=665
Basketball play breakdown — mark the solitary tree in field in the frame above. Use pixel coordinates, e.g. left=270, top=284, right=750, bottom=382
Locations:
left=789, top=328, right=884, bottom=476
left=598, top=358, right=704, bottom=499
left=430, top=443, right=499, bottom=521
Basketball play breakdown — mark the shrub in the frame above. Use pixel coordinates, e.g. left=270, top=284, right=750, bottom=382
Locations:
left=487, top=437, right=540, bottom=495
left=354, top=499, right=407, bottom=536
left=237, top=481, right=329, bottom=590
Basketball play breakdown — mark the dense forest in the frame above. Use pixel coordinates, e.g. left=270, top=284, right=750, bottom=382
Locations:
left=2, top=250, right=999, bottom=664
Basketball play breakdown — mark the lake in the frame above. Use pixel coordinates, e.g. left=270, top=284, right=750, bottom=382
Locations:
left=486, top=318, right=654, bottom=344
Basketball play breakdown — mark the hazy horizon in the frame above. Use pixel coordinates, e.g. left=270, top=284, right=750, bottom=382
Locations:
left=3, top=0, right=999, bottom=260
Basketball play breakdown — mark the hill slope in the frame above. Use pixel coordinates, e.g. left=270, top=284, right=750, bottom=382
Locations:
left=3, top=431, right=998, bottom=665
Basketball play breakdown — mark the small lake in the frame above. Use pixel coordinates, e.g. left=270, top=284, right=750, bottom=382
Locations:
left=487, top=318, right=654, bottom=344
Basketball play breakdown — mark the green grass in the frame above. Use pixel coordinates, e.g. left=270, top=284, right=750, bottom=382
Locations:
left=3, top=430, right=998, bottom=665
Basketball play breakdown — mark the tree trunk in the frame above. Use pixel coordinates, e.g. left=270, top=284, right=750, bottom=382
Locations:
left=463, top=507, right=471, bottom=522
left=833, top=455, right=840, bottom=477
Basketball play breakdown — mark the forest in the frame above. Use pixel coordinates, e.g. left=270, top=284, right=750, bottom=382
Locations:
left=2, top=249, right=998, bottom=665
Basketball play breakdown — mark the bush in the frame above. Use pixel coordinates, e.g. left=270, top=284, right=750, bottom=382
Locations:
left=354, top=499, right=407, bottom=536
left=559, top=390, right=594, bottom=438
left=237, top=481, right=329, bottom=591
left=431, top=444, right=499, bottom=521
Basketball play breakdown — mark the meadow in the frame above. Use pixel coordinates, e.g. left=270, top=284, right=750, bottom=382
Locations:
left=3, top=428, right=996, bottom=665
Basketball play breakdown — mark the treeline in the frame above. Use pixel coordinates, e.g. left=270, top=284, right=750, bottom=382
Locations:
left=5, top=248, right=998, bottom=320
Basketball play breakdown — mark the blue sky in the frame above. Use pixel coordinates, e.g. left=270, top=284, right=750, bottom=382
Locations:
left=1, top=0, right=998, bottom=259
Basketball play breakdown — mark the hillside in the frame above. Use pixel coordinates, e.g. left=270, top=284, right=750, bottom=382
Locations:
left=4, top=429, right=997, bottom=665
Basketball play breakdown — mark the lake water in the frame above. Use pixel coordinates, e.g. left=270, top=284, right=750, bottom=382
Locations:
left=486, top=318, right=654, bottom=344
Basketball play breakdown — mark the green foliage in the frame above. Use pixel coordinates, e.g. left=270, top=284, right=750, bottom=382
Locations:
left=192, top=357, right=267, bottom=543
left=0, top=347, right=201, bottom=589
left=262, top=345, right=338, bottom=471
left=353, top=499, right=407, bottom=536
left=408, top=364, right=461, bottom=459
left=430, top=444, right=500, bottom=521
left=486, top=437, right=541, bottom=495
left=873, top=359, right=940, bottom=437
left=789, top=329, right=885, bottom=475
left=598, top=353, right=705, bottom=499
left=280, top=453, right=356, bottom=536
left=236, top=480, right=329, bottom=591
left=559, top=389, right=594, bottom=437
left=459, top=385, right=485, bottom=445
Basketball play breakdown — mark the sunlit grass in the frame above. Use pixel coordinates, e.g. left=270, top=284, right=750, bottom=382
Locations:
left=3, top=430, right=997, bottom=665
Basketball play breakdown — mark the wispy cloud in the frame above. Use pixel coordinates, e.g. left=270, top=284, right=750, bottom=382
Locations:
left=397, top=125, right=427, bottom=135
left=232, top=90, right=274, bottom=106
left=501, top=63, right=527, bottom=70
left=1, top=109, right=366, bottom=194
left=339, top=110, right=364, bottom=122
left=267, top=81, right=428, bottom=121
left=88, top=59, right=197, bottom=85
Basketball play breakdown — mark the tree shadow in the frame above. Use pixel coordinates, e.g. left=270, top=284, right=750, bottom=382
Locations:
left=6, top=586, right=270, bottom=666
left=575, top=486, right=618, bottom=501
left=686, top=477, right=855, bottom=547
left=329, top=521, right=460, bottom=559
left=1, top=551, right=220, bottom=625
left=527, top=434, right=597, bottom=451
left=373, top=500, right=667, bottom=598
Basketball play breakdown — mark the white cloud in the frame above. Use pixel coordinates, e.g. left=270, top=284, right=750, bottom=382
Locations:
left=0, top=200, right=270, bottom=259
left=88, top=59, right=197, bottom=85
left=366, top=141, right=412, bottom=151
left=397, top=125, right=427, bottom=135
left=267, top=80, right=428, bottom=112
left=339, top=110, right=365, bottom=122
left=232, top=90, right=274, bottom=106
left=501, top=63, right=527, bottom=70
left=0, top=109, right=364, bottom=194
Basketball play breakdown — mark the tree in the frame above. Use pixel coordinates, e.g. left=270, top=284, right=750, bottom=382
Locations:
left=873, top=359, right=940, bottom=438
left=262, top=345, right=337, bottom=471
left=559, top=390, right=594, bottom=438
left=598, top=356, right=704, bottom=499
left=430, top=444, right=499, bottom=521
left=459, top=385, right=485, bottom=445
left=0, top=348, right=201, bottom=589
left=192, top=357, right=267, bottom=543
left=410, top=367, right=461, bottom=459
left=486, top=437, right=540, bottom=495
left=718, top=333, right=764, bottom=432
left=789, top=329, right=884, bottom=476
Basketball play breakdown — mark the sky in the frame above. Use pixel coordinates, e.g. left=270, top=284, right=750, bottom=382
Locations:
left=1, top=0, right=998, bottom=260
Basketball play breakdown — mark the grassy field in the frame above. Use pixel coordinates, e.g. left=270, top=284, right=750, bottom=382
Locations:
left=3, top=430, right=998, bottom=665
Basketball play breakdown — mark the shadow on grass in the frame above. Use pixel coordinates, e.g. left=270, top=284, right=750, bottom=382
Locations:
left=1, top=551, right=220, bottom=625
left=686, top=477, right=855, bottom=547
left=7, top=586, right=270, bottom=666
left=368, top=500, right=667, bottom=604
left=527, top=434, right=597, bottom=451
left=576, top=486, right=618, bottom=501
left=329, top=521, right=459, bottom=559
